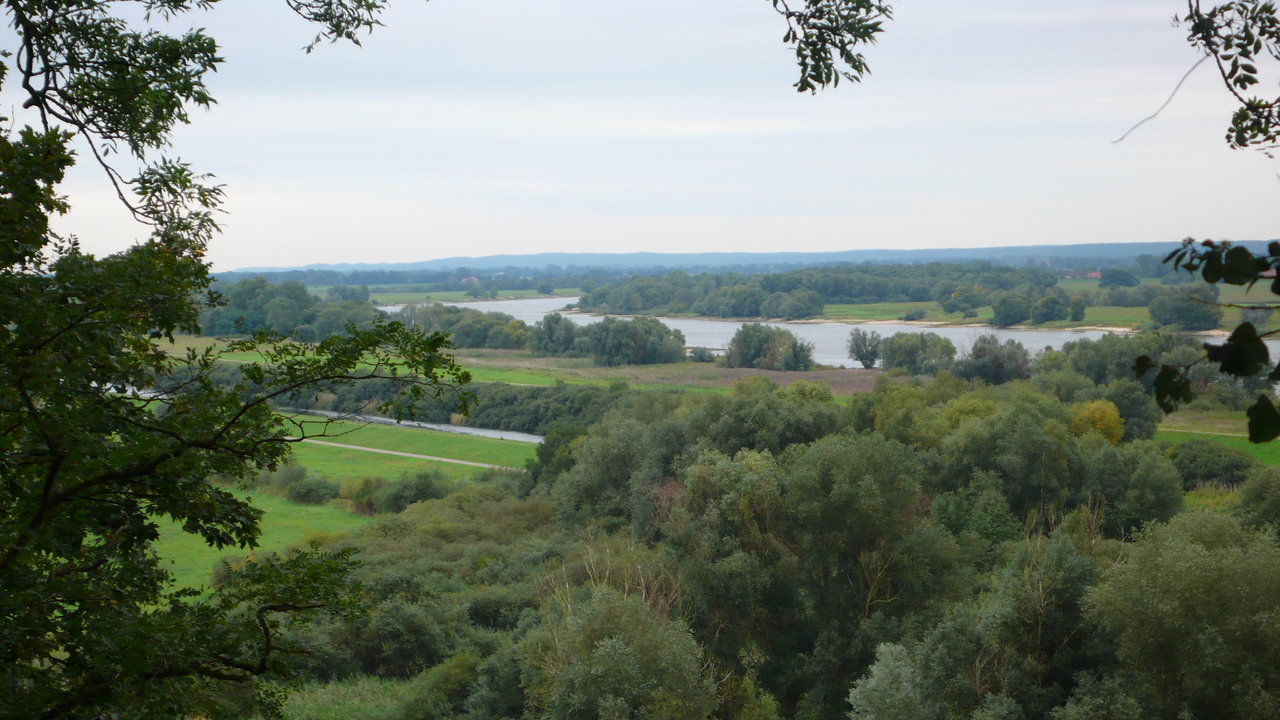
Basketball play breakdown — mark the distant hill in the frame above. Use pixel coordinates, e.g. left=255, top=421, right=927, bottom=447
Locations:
left=232, top=241, right=1277, bottom=274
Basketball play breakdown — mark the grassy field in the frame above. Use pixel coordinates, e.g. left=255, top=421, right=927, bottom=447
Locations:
left=153, top=488, right=369, bottom=589
left=307, top=419, right=536, bottom=468
left=1156, top=428, right=1280, bottom=466
left=291, top=441, right=481, bottom=480
left=154, top=421, right=532, bottom=588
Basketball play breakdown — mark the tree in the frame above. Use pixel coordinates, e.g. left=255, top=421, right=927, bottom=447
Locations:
left=725, top=323, right=814, bottom=371
left=1147, top=285, right=1223, bottom=330
left=1068, top=400, right=1125, bottom=444
left=1085, top=513, right=1280, bottom=718
left=880, top=332, right=956, bottom=376
left=521, top=587, right=718, bottom=720
left=0, top=3, right=477, bottom=717
left=1069, top=295, right=1088, bottom=322
left=951, top=334, right=1030, bottom=385
left=990, top=292, right=1031, bottom=327
left=847, top=327, right=882, bottom=368
left=1098, top=268, right=1140, bottom=288
left=1032, top=295, right=1069, bottom=324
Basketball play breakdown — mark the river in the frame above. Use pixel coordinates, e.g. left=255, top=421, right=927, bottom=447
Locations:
left=385, top=297, right=1123, bottom=368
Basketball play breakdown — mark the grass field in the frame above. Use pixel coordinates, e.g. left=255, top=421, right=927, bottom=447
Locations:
left=307, top=419, right=536, bottom=468
left=153, top=488, right=369, bottom=589
left=154, top=422, right=532, bottom=588
left=291, top=441, right=481, bottom=480
left=1156, top=428, right=1280, bottom=466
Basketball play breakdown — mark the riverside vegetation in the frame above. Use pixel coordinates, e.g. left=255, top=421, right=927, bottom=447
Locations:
left=157, top=325, right=1280, bottom=720
left=7, top=1, right=1280, bottom=719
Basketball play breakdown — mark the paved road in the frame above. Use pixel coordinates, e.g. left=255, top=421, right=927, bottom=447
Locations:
left=301, top=439, right=521, bottom=470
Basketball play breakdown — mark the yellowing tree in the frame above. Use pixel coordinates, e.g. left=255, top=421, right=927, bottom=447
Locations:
left=1069, top=400, right=1126, bottom=445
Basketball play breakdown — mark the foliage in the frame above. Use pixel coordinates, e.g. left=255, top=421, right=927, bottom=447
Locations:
left=577, top=263, right=1056, bottom=318
left=581, top=316, right=687, bottom=366
left=1085, top=513, right=1280, bottom=718
left=951, top=334, right=1030, bottom=385
left=847, top=327, right=882, bottom=368
left=373, top=471, right=453, bottom=514
left=1140, top=239, right=1280, bottom=443
left=0, top=2, right=474, bottom=717
left=287, top=477, right=342, bottom=505
left=1235, top=466, right=1280, bottom=532
left=1169, top=438, right=1256, bottom=489
left=1098, top=268, right=1140, bottom=288
left=1068, top=400, right=1125, bottom=444
left=990, top=292, right=1031, bottom=327
left=401, top=303, right=528, bottom=350
left=520, top=587, right=717, bottom=720
left=1179, top=1, right=1280, bottom=150
left=880, top=332, right=956, bottom=375
left=848, top=533, right=1105, bottom=720
left=725, top=323, right=815, bottom=371
left=1032, top=295, right=1069, bottom=324
left=1147, top=284, right=1223, bottom=330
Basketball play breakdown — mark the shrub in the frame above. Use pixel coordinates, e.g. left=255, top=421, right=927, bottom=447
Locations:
left=340, top=476, right=390, bottom=514
left=259, top=462, right=307, bottom=493
left=1170, top=439, right=1255, bottom=490
left=286, top=477, right=341, bottom=504
left=374, top=471, right=453, bottom=514
left=1236, top=467, right=1280, bottom=533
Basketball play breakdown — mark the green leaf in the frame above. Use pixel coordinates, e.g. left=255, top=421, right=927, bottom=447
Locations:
left=1247, top=395, right=1280, bottom=443
left=1150, top=364, right=1194, bottom=413
left=1205, top=322, right=1270, bottom=377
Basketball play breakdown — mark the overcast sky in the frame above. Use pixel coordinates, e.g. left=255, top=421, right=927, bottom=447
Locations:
left=27, top=0, right=1280, bottom=270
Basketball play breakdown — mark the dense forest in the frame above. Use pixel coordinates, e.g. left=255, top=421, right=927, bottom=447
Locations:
left=195, top=324, right=1280, bottom=720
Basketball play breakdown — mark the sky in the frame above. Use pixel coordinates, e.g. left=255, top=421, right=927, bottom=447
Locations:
left=14, top=0, right=1280, bottom=271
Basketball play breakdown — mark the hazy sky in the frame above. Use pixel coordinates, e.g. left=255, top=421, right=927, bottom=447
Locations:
left=26, top=0, right=1280, bottom=270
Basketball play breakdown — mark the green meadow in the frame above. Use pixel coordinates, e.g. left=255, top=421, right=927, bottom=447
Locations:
left=1156, top=428, right=1280, bottom=466
left=153, top=488, right=369, bottom=589
left=304, top=419, right=536, bottom=468
left=290, top=441, right=481, bottom=480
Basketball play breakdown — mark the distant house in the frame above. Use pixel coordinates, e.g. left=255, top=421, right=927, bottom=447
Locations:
left=1059, top=269, right=1101, bottom=279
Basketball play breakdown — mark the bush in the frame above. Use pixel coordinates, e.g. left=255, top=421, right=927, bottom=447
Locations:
left=259, top=462, right=306, bottom=493
left=340, top=476, right=390, bottom=514
left=1170, top=439, right=1255, bottom=490
left=286, top=477, right=341, bottom=504
left=374, top=471, right=453, bottom=514
left=689, top=346, right=716, bottom=363
left=393, top=653, right=482, bottom=720
left=1236, top=467, right=1280, bottom=533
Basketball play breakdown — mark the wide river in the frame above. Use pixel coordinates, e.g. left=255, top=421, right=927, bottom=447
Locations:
left=387, top=297, right=1128, bottom=368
